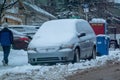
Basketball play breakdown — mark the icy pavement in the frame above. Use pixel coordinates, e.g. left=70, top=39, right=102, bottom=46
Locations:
left=0, top=49, right=120, bottom=80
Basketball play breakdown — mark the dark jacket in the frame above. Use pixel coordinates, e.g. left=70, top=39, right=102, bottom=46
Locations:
left=0, top=28, right=14, bottom=46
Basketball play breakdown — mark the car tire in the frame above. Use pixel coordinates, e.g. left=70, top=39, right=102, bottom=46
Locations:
left=91, top=47, right=97, bottom=59
left=73, top=48, right=80, bottom=63
left=92, top=47, right=97, bottom=59
left=88, top=47, right=96, bottom=60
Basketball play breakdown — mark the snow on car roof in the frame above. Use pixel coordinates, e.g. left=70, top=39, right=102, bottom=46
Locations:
left=9, top=25, right=40, bottom=28
left=9, top=28, right=25, bottom=35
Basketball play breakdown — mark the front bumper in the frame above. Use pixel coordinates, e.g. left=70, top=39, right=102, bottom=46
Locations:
left=27, top=49, right=74, bottom=64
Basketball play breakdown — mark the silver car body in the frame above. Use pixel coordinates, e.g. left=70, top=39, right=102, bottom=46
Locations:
left=27, top=19, right=96, bottom=64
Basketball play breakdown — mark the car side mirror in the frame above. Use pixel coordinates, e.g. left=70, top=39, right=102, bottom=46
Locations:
left=78, top=33, right=86, bottom=38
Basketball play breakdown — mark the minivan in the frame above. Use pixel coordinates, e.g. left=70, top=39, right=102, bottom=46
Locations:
left=27, top=19, right=96, bottom=65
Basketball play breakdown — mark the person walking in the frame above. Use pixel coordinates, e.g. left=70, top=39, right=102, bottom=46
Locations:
left=0, top=23, right=13, bottom=66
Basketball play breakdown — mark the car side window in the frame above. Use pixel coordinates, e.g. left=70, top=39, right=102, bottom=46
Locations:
left=76, top=23, right=80, bottom=33
left=76, top=22, right=85, bottom=33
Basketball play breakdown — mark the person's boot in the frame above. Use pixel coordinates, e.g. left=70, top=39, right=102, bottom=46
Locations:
left=2, top=60, right=8, bottom=66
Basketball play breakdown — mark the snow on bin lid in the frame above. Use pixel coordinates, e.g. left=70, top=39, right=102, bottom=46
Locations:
left=97, top=34, right=110, bottom=38
left=89, top=18, right=106, bottom=23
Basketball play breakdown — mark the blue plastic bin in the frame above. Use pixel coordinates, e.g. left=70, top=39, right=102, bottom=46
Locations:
left=96, top=35, right=110, bottom=56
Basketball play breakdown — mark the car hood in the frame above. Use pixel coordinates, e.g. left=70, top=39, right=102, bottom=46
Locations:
left=29, top=34, right=75, bottom=48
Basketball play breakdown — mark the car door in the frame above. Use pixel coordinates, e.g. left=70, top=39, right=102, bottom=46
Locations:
left=83, top=23, right=96, bottom=57
left=76, top=22, right=93, bottom=58
left=76, top=23, right=91, bottom=58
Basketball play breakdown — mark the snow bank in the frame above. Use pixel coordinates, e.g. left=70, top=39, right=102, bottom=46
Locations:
left=0, top=49, right=120, bottom=80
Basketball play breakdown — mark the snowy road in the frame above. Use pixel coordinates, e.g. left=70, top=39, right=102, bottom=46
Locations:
left=0, top=49, right=120, bottom=80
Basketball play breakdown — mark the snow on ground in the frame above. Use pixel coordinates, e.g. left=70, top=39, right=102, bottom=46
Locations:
left=0, top=49, right=120, bottom=80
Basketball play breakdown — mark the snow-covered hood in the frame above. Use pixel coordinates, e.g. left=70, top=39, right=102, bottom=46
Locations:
left=29, top=34, right=75, bottom=48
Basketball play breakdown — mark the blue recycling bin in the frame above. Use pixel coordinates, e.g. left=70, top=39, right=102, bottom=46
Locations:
left=96, top=35, right=110, bottom=56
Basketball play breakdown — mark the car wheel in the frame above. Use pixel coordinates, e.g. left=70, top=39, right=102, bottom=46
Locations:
left=92, top=47, right=97, bottom=59
left=88, top=47, right=96, bottom=60
left=73, top=48, right=80, bottom=63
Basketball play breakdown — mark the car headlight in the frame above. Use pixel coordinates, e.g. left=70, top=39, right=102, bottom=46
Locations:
left=59, top=44, right=74, bottom=49
left=27, top=47, right=37, bottom=53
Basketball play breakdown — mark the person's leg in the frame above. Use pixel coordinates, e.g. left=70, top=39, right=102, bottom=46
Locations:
left=2, top=46, right=11, bottom=65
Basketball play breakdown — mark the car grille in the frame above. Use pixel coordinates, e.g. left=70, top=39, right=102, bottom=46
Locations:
left=36, top=47, right=59, bottom=53
left=37, top=57, right=59, bottom=61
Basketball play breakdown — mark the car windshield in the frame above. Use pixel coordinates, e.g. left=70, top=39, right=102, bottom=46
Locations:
left=34, top=20, right=75, bottom=39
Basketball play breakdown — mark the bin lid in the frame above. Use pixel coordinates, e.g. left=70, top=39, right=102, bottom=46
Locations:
left=96, top=34, right=110, bottom=39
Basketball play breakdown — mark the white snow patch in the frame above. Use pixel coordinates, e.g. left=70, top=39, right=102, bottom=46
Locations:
left=0, top=49, right=120, bottom=80
left=89, top=18, right=106, bottom=23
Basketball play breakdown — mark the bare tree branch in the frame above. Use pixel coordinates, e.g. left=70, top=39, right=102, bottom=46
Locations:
left=0, top=0, right=20, bottom=24
left=3, top=0, right=19, bottom=10
left=0, top=0, right=6, bottom=15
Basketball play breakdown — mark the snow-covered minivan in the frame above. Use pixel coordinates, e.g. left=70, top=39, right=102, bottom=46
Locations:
left=27, top=19, right=96, bottom=65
